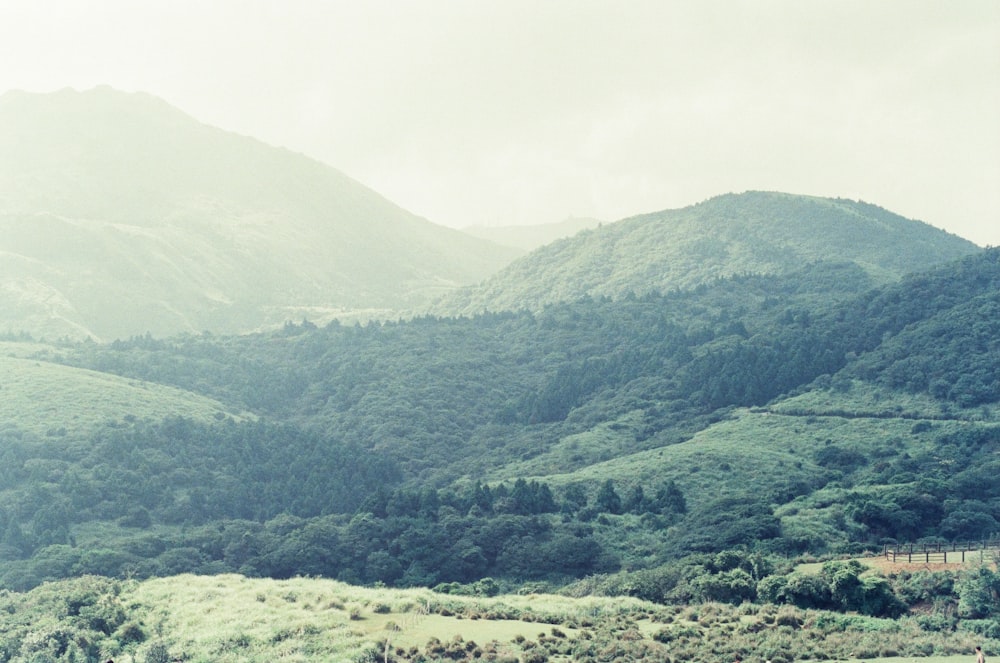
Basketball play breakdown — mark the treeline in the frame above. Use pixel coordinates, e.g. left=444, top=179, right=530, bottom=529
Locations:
left=3, top=250, right=998, bottom=591
left=55, top=253, right=1000, bottom=488
left=572, top=547, right=1000, bottom=622
left=0, top=418, right=399, bottom=563
left=0, top=430, right=691, bottom=590
left=56, top=262, right=893, bottom=482
left=3, top=410, right=996, bottom=591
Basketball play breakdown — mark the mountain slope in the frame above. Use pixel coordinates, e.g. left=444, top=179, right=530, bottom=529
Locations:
left=0, top=87, right=521, bottom=340
left=462, top=216, right=605, bottom=251
left=1, top=251, right=999, bottom=592
left=0, top=345, right=249, bottom=438
left=433, top=191, right=980, bottom=315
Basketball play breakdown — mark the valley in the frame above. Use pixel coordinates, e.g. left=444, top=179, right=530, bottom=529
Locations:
left=0, top=90, right=997, bottom=663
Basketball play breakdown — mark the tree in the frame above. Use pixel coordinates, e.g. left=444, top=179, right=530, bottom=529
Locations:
left=692, top=568, right=757, bottom=604
left=625, top=485, right=647, bottom=514
left=596, top=480, right=622, bottom=514
left=956, top=566, right=1000, bottom=618
left=653, top=480, right=687, bottom=515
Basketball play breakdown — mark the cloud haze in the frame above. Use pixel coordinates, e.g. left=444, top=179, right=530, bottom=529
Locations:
left=2, top=0, right=997, bottom=245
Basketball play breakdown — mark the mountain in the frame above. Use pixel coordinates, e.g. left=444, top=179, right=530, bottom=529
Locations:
left=433, top=191, right=980, bottom=315
left=0, top=87, right=521, bottom=340
left=462, top=215, right=605, bottom=251
left=3, top=249, right=997, bottom=595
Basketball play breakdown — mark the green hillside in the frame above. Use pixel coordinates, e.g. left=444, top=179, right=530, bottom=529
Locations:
left=433, top=191, right=980, bottom=316
left=0, top=350, right=248, bottom=438
left=1, top=246, right=999, bottom=663
left=0, top=87, right=520, bottom=340
left=0, top=250, right=996, bottom=597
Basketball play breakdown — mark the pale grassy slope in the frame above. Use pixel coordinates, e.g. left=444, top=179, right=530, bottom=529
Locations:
left=129, top=574, right=652, bottom=662
left=0, top=353, right=250, bottom=438
left=3, top=574, right=985, bottom=663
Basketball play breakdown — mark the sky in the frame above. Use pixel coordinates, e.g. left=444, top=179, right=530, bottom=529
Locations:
left=1, top=0, right=998, bottom=246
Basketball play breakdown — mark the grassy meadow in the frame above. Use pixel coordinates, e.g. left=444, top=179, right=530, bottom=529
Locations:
left=3, top=573, right=995, bottom=663
left=0, top=352, right=250, bottom=439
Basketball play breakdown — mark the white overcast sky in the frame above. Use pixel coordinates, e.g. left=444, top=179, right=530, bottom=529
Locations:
left=1, top=0, right=998, bottom=245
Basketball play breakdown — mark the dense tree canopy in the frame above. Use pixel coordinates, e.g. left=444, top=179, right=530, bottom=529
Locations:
left=1, top=250, right=998, bottom=594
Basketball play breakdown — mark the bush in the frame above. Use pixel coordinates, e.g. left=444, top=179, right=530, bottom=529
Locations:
left=144, top=642, right=170, bottom=663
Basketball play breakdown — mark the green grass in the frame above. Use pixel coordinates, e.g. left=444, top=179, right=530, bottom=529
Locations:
left=527, top=407, right=910, bottom=508
left=127, top=574, right=652, bottom=662
left=2, top=574, right=995, bottom=663
left=513, top=380, right=987, bottom=514
left=770, top=379, right=997, bottom=422
left=0, top=353, right=251, bottom=439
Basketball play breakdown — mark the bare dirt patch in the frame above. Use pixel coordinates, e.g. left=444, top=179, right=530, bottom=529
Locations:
left=860, top=555, right=994, bottom=574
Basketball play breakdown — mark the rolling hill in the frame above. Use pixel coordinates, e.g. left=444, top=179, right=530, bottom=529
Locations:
left=432, top=191, right=980, bottom=316
left=0, top=87, right=521, bottom=341
left=1, top=249, right=996, bottom=595
left=0, top=343, right=250, bottom=439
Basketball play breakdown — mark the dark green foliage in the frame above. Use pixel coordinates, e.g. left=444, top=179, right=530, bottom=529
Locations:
left=846, top=250, right=1000, bottom=405
left=3, top=249, right=1000, bottom=596
left=595, top=480, right=622, bottom=515
left=144, top=642, right=171, bottom=663
left=956, top=567, right=1000, bottom=618
left=681, top=497, right=781, bottom=551
left=748, top=560, right=910, bottom=617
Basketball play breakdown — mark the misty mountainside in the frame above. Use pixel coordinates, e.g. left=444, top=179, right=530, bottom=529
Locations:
left=2, top=248, right=998, bottom=592
left=462, top=215, right=605, bottom=251
left=433, top=191, right=980, bottom=316
left=0, top=87, right=520, bottom=341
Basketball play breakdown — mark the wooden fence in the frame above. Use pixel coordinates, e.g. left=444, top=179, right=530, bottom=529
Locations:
left=882, top=539, right=1000, bottom=564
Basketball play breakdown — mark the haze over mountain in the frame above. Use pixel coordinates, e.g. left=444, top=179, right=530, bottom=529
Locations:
left=434, top=191, right=981, bottom=316
left=462, top=216, right=605, bottom=252
left=0, top=87, right=520, bottom=341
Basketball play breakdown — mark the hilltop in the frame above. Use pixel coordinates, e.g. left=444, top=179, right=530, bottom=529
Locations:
left=0, top=87, right=520, bottom=340
left=433, top=191, right=980, bottom=316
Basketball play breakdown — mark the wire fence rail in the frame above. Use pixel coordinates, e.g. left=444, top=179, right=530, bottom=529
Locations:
left=882, top=539, right=1000, bottom=564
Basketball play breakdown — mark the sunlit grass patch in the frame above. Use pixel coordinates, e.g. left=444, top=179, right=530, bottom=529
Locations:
left=0, top=353, right=250, bottom=439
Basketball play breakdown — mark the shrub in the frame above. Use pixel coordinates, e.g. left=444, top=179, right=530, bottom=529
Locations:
left=144, top=642, right=170, bottom=663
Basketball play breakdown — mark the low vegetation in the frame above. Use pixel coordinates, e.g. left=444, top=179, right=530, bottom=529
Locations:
left=1, top=570, right=996, bottom=663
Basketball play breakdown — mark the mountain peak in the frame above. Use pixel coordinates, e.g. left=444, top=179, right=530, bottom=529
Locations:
left=0, top=88, right=519, bottom=340
left=432, top=191, right=981, bottom=316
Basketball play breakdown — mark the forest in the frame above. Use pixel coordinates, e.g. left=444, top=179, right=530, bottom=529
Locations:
left=0, top=251, right=997, bottom=613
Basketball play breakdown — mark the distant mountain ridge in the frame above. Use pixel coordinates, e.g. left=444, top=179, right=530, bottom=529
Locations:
left=462, top=216, right=605, bottom=251
left=0, top=87, right=520, bottom=340
left=433, top=191, right=980, bottom=315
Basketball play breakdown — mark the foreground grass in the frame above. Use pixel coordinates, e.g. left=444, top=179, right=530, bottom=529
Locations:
left=2, top=574, right=996, bottom=663
left=130, top=575, right=660, bottom=662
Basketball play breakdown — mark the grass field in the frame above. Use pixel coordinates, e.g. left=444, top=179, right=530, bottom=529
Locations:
left=127, top=574, right=655, bottom=662
left=3, top=573, right=996, bottom=663
left=0, top=353, right=251, bottom=439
